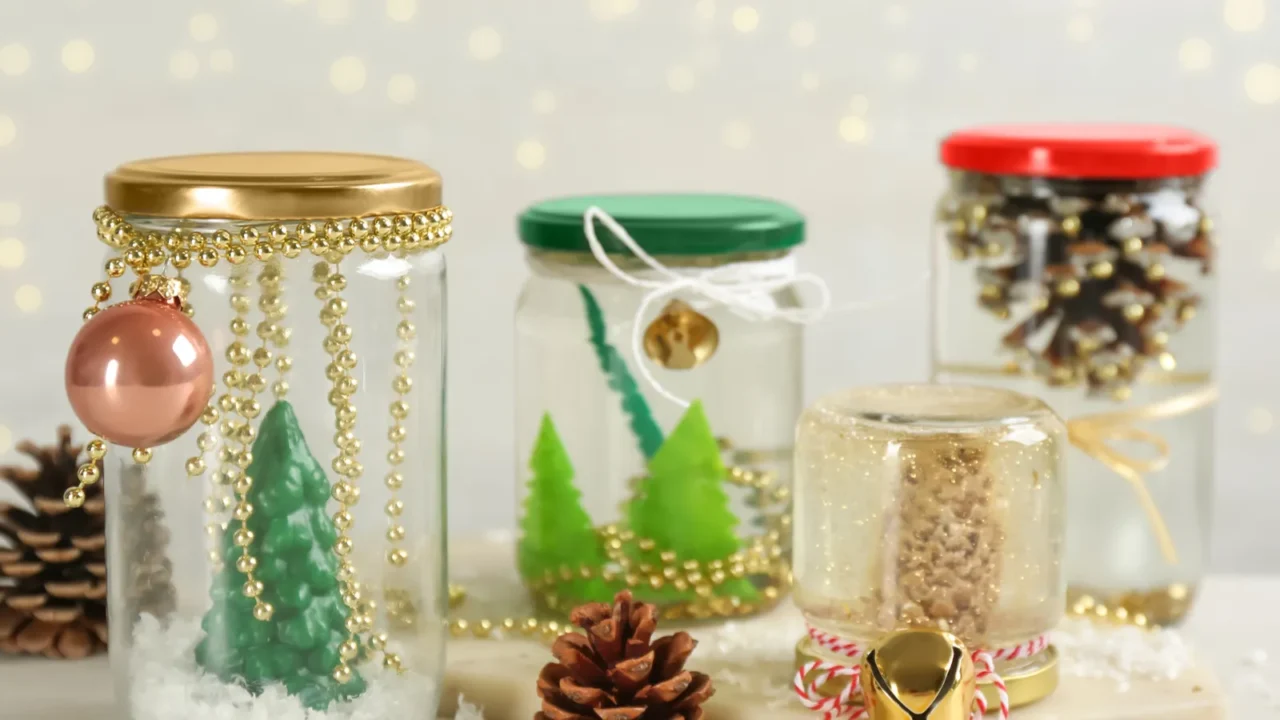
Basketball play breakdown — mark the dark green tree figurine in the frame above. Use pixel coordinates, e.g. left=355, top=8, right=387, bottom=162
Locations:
left=195, top=400, right=366, bottom=710
left=578, top=285, right=664, bottom=460
left=518, top=413, right=613, bottom=603
left=628, top=400, right=758, bottom=601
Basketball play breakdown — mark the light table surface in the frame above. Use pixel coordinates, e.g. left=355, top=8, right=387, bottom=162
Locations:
left=2, top=574, right=1277, bottom=719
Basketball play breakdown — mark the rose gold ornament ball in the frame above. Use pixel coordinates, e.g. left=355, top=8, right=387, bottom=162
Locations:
left=65, top=298, right=215, bottom=448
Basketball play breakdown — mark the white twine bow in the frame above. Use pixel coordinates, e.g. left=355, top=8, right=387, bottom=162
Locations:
left=583, top=205, right=833, bottom=408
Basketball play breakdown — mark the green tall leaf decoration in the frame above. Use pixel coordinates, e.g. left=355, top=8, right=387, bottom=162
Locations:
left=578, top=284, right=664, bottom=459
left=517, top=414, right=614, bottom=603
left=195, top=400, right=366, bottom=711
left=628, top=400, right=759, bottom=601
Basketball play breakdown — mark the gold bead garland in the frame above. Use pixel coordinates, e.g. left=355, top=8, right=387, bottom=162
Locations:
left=72, top=204, right=455, bottom=685
left=385, top=274, right=414, bottom=570
left=225, top=266, right=275, bottom=621
left=1068, top=595, right=1150, bottom=628
left=67, top=253, right=150, bottom=508
left=1066, top=584, right=1195, bottom=628
left=266, top=259, right=293, bottom=402
left=67, top=204, right=452, bottom=510
left=91, top=206, right=453, bottom=271
left=313, top=260, right=404, bottom=680
left=65, top=437, right=107, bottom=509
left=449, top=445, right=792, bottom=640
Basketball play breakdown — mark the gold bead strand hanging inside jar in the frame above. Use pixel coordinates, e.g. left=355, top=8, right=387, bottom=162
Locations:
left=260, top=246, right=294, bottom=402
left=380, top=269, right=419, bottom=637
left=314, top=255, right=390, bottom=683
left=223, top=261, right=275, bottom=622
left=193, top=264, right=253, bottom=570
left=385, top=273, right=414, bottom=571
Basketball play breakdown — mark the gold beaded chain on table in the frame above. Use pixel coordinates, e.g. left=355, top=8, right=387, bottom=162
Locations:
left=67, top=205, right=454, bottom=685
left=447, top=441, right=793, bottom=641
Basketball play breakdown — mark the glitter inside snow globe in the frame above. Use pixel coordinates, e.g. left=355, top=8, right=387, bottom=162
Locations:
left=791, top=384, right=1066, bottom=713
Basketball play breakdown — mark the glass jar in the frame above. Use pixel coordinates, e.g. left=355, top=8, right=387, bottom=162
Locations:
left=514, top=194, right=814, bottom=620
left=931, top=125, right=1218, bottom=625
left=793, top=384, right=1065, bottom=709
left=64, top=153, right=450, bottom=719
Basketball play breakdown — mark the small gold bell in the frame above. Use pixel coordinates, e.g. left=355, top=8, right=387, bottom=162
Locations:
left=861, top=629, right=976, bottom=720
left=642, top=299, right=719, bottom=370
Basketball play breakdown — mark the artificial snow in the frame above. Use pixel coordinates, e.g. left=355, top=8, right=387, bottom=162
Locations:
left=453, top=695, right=486, bottom=720
left=686, top=608, right=1197, bottom=699
left=129, top=614, right=438, bottom=720
left=1054, top=616, right=1193, bottom=686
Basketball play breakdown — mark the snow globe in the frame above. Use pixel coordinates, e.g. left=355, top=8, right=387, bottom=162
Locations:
left=792, top=384, right=1066, bottom=713
left=62, top=153, right=450, bottom=718
left=514, top=194, right=825, bottom=620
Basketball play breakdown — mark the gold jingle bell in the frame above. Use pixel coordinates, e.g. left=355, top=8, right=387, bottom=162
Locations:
left=861, top=629, right=976, bottom=720
left=643, top=299, right=719, bottom=370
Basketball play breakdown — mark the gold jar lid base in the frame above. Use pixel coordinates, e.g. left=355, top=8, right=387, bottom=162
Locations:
left=795, top=636, right=1059, bottom=711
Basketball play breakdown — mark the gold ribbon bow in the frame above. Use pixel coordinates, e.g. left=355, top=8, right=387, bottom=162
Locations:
left=934, top=364, right=1218, bottom=566
left=1065, top=383, right=1219, bottom=565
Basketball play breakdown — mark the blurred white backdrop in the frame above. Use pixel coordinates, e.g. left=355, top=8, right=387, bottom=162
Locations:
left=0, top=0, right=1275, bottom=569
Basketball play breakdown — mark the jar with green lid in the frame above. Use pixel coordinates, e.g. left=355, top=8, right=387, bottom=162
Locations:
left=513, top=194, right=824, bottom=620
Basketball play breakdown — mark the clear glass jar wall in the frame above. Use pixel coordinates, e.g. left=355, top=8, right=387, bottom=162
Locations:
left=933, top=167, right=1216, bottom=625
left=89, top=155, right=450, bottom=719
left=512, top=251, right=798, bottom=609
left=793, top=385, right=1065, bottom=666
left=514, top=195, right=807, bottom=620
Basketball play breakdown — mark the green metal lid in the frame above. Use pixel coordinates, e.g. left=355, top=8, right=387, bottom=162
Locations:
left=517, top=194, right=805, bottom=256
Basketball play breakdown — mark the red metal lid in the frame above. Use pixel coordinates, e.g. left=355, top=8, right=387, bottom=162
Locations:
left=939, top=124, right=1217, bottom=179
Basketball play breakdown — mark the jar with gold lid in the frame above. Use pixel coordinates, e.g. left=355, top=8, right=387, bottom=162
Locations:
left=63, top=152, right=451, bottom=718
left=792, top=384, right=1065, bottom=714
left=513, top=194, right=822, bottom=621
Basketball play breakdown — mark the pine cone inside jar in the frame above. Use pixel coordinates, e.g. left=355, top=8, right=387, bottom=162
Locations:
left=940, top=176, right=1213, bottom=398
left=536, top=590, right=715, bottom=720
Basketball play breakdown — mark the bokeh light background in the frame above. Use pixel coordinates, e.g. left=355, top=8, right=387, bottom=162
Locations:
left=0, top=0, right=1275, bottom=569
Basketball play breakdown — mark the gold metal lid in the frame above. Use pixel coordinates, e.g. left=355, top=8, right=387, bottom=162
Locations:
left=104, top=152, right=443, bottom=221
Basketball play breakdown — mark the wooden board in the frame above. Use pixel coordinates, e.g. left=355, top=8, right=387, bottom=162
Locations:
left=444, top=534, right=1227, bottom=720
left=442, top=632, right=1225, bottom=720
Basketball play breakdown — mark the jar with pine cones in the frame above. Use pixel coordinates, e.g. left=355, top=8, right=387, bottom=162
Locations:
left=512, top=195, right=825, bottom=622
left=62, top=153, right=450, bottom=719
left=791, top=384, right=1066, bottom=714
left=931, top=125, right=1218, bottom=625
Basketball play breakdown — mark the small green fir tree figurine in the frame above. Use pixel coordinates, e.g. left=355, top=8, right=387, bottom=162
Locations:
left=195, top=400, right=366, bottom=710
left=518, top=414, right=613, bottom=603
left=629, top=400, right=758, bottom=600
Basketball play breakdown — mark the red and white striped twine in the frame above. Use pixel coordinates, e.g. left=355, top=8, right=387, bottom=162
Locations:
left=792, top=625, right=1044, bottom=720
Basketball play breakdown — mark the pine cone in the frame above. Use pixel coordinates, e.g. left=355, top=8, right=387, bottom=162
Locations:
left=117, top=464, right=176, bottom=618
left=536, top=590, right=715, bottom=720
left=0, top=427, right=107, bottom=658
left=942, top=180, right=1212, bottom=397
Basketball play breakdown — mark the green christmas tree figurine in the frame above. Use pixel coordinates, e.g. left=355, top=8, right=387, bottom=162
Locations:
left=195, top=400, right=366, bottom=710
left=629, top=400, right=758, bottom=601
left=517, top=414, right=613, bottom=603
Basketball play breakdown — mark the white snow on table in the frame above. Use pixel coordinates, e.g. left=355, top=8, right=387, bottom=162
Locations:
left=1054, top=617, right=1194, bottom=689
